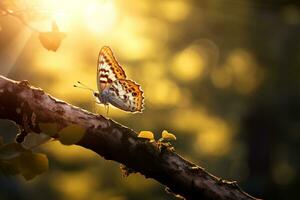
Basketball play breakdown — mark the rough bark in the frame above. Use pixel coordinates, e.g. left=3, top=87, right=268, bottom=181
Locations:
left=0, top=75, right=261, bottom=200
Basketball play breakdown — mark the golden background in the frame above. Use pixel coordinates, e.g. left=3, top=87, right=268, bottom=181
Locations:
left=0, top=0, right=299, bottom=199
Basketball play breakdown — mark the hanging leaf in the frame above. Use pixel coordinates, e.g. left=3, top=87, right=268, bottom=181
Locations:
left=52, top=20, right=59, bottom=32
left=138, top=131, right=155, bottom=141
left=58, top=124, right=86, bottom=145
left=39, top=21, right=66, bottom=51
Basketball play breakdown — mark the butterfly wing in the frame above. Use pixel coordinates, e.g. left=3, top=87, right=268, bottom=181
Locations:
left=97, top=46, right=127, bottom=91
left=106, top=79, right=144, bottom=112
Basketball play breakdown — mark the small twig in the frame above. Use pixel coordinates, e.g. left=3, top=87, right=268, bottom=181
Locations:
left=0, top=5, right=39, bottom=32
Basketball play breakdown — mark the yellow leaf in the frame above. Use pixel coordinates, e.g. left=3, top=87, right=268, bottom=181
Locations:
left=58, top=124, right=86, bottom=145
left=39, top=123, right=58, bottom=136
left=138, top=131, right=155, bottom=141
left=18, top=152, right=49, bottom=180
left=162, top=130, right=176, bottom=141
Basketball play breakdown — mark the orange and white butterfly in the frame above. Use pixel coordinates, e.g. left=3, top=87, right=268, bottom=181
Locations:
left=76, top=46, right=144, bottom=113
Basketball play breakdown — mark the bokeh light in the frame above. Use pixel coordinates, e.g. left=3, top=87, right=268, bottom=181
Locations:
left=84, top=0, right=117, bottom=34
left=172, top=44, right=206, bottom=81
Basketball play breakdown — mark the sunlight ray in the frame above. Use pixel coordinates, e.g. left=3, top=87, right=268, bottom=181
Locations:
left=0, top=27, right=32, bottom=76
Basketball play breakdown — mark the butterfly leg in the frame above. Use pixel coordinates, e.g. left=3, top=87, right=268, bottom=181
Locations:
left=93, top=97, right=102, bottom=114
left=106, top=104, right=109, bottom=117
left=93, top=101, right=96, bottom=113
left=103, top=104, right=109, bottom=117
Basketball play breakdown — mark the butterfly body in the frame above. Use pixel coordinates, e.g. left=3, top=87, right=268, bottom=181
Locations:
left=94, top=90, right=109, bottom=105
left=95, top=46, right=144, bottom=113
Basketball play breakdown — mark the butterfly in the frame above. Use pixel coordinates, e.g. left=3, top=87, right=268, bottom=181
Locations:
left=75, top=46, right=144, bottom=113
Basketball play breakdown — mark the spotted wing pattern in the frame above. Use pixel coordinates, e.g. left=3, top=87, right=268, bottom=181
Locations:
left=97, top=46, right=126, bottom=91
left=106, top=79, right=144, bottom=112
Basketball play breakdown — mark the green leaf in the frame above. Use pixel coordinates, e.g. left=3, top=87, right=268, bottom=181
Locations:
left=58, top=124, right=85, bottom=145
left=39, top=123, right=58, bottom=136
left=18, top=152, right=49, bottom=180
left=0, top=143, right=26, bottom=160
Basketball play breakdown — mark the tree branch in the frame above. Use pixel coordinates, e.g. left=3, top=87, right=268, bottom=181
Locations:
left=0, top=75, right=261, bottom=200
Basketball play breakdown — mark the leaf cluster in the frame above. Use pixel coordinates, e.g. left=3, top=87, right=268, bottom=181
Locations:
left=0, top=140, right=48, bottom=180
left=0, top=122, right=86, bottom=180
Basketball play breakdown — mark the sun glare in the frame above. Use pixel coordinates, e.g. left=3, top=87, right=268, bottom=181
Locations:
left=0, top=28, right=32, bottom=76
left=31, top=0, right=117, bottom=33
left=84, top=1, right=117, bottom=34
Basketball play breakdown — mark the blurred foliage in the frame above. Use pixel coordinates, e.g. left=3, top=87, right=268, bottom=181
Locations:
left=0, top=141, right=49, bottom=180
left=0, top=0, right=300, bottom=199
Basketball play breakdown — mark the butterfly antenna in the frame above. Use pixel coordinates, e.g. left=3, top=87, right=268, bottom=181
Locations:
left=77, top=81, right=91, bottom=88
left=74, top=81, right=95, bottom=92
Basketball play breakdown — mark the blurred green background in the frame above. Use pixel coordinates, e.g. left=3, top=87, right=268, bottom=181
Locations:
left=1, top=0, right=299, bottom=199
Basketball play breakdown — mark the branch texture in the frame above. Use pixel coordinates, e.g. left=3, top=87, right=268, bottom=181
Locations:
left=0, top=75, right=260, bottom=200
